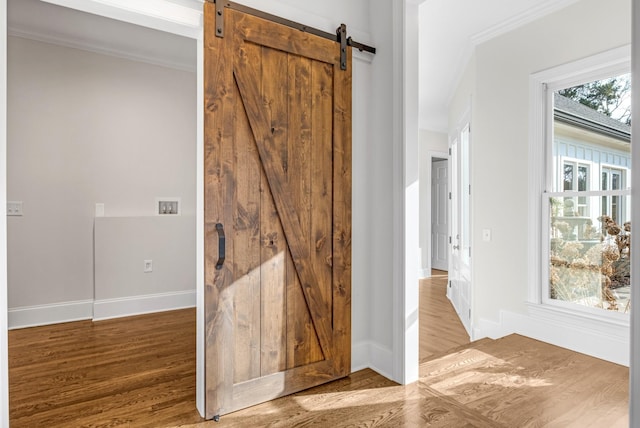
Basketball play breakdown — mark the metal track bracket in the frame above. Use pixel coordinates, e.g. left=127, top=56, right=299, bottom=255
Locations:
left=209, top=0, right=376, bottom=67
left=215, top=0, right=224, bottom=37
left=337, top=24, right=347, bottom=70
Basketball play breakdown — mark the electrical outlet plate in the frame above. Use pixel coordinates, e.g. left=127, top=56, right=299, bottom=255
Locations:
left=156, top=197, right=181, bottom=216
left=7, top=201, right=23, bottom=216
left=144, top=260, right=153, bottom=273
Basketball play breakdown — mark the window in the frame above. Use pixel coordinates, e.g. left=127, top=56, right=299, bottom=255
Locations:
left=602, top=167, right=626, bottom=223
left=544, top=70, right=631, bottom=315
left=561, top=160, right=590, bottom=216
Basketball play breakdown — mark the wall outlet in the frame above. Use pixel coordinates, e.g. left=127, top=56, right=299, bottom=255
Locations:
left=156, top=197, right=181, bottom=215
left=144, top=260, right=153, bottom=273
left=7, top=201, right=23, bottom=216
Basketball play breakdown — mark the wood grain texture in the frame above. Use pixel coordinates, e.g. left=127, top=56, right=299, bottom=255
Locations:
left=205, top=5, right=352, bottom=417
left=203, top=1, right=236, bottom=418
left=233, top=60, right=334, bottom=361
left=9, top=280, right=629, bottom=427
left=285, top=51, right=324, bottom=368
left=331, top=44, right=352, bottom=378
left=9, top=309, right=201, bottom=428
left=232, top=56, right=262, bottom=384
left=259, top=45, right=288, bottom=378
left=420, top=270, right=470, bottom=362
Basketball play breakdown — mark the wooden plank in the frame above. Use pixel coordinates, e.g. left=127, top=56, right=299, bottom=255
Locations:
left=203, top=3, right=236, bottom=418
left=259, top=46, right=288, bottom=377
left=310, top=60, right=334, bottom=313
left=285, top=53, right=324, bottom=368
left=231, top=361, right=335, bottom=412
left=233, top=43, right=334, bottom=361
left=331, top=48, right=352, bottom=378
left=233, top=10, right=340, bottom=66
left=232, top=47, right=262, bottom=383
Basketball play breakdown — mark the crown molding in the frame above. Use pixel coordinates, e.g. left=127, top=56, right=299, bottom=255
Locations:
left=471, top=0, right=580, bottom=46
left=8, top=25, right=196, bottom=73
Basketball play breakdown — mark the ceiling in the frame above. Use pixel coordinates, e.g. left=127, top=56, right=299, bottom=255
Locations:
left=8, top=0, right=581, bottom=132
left=7, top=0, right=197, bottom=72
left=418, top=0, right=579, bottom=132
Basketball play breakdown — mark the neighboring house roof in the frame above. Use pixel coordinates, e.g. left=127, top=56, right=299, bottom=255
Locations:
left=554, top=94, right=631, bottom=143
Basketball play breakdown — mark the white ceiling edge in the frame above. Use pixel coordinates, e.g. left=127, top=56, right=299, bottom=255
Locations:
left=435, top=0, right=581, bottom=131
left=470, top=0, right=580, bottom=46
left=8, top=26, right=197, bottom=73
left=41, top=0, right=204, bottom=39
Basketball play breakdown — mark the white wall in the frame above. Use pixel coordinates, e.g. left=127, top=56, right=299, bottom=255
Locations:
left=418, top=129, right=447, bottom=276
left=7, top=36, right=196, bottom=317
left=0, top=0, right=8, bottom=425
left=93, top=216, right=195, bottom=320
left=449, top=0, right=631, bottom=356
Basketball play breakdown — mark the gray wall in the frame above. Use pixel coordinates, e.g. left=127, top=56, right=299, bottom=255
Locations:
left=7, top=36, right=196, bottom=314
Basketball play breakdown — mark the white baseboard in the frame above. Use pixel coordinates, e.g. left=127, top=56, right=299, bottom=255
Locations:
left=9, top=299, right=93, bottom=329
left=475, top=307, right=630, bottom=366
left=9, top=290, right=197, bottom=329
left=351, top=340, right=394, bottom=380
left=93, top=290, right=196, bottom=321
left=420, top=268, right=431, bottom=278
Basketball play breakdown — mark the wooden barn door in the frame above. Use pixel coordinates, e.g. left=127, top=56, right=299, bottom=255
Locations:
left=203, top=2, right=352, bottom=419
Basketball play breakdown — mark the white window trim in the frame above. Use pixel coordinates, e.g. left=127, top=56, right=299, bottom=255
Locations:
left=528, top=45, right=631, bottom=323
left=558, top=157, right=594, bottom=192
left=601, top=165, right=630, bottom=224
left=558, top=157, right=594, bottom=217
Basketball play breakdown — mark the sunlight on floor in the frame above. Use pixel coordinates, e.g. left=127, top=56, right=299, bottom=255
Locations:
left=423, top=349, right=553, bottom=397
left=291, top=385, right=406, bottom=410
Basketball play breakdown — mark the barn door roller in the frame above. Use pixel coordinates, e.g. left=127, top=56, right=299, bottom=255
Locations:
left=209, top=0, right=376, bottom=71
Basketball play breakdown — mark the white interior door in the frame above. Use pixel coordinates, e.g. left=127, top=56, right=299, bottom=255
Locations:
left=431, top=159, right=448, bottom=271
left=448, top=123, right=472, bottom=336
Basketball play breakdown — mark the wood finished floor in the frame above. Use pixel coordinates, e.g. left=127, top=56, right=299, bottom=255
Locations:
left=9, top=271, right=630, bottom=427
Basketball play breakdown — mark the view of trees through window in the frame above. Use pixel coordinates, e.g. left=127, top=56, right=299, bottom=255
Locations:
left=558, top=73, right=631, bottom=125
left=549, top=72, right=631, bottom=314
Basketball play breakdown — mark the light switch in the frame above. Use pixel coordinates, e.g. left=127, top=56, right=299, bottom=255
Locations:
left=95, top=203, right=105, bottom=217
left=482, top=229, right=491, bottom=242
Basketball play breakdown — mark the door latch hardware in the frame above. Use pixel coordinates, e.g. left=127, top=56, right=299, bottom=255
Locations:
left=215, top=223, right=225, bottom=270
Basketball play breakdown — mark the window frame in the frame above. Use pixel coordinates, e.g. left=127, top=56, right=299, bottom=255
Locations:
left=528, top=45, right=631, bottom=323
left=558, top=157, right=594, bottom=217
left=601, top=165, right=629, bottom=223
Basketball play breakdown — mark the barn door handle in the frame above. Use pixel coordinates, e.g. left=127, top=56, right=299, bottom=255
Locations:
left=215, top=223, right=225, bottom=270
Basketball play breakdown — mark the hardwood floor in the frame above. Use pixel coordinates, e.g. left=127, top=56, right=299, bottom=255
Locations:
left=8, top=274, right=630, bottom=427
left=9, top=309, right=202, bottom=427
left=419, top=269, right=470, bottom=361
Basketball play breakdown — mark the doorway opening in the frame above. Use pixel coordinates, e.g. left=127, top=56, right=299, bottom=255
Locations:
left=6, top=0, right=198, bottom=423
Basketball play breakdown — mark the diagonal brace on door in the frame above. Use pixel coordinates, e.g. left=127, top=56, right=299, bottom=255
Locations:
left=233, top=64, right=335, bottom=360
